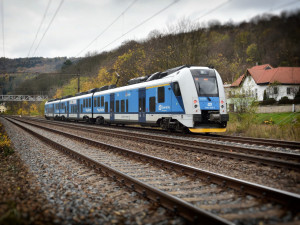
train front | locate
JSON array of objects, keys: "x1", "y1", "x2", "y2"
[{"x1": 179, "y1": 67, "x2": 229, "y2": 133}]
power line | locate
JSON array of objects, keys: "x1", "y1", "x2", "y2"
[
  {"x1": 1, "y1": 0, "x2": 4, "y2": 58},
  {"x1": 270, "y1": 0, "x2": 300, "y2": 11},
  {"x1": 76, "y1": 0, "x2": 138, "y2": 57},
  {"x1": 32, "y1": 0, "x2": 64, "y2": 57},
  {"x1": 27, "y1": 0, "x2": 52, "y2": 58},
  {"x1": 98, "y1": 0, "x2": 180, "y2": 53},
  {"x1": 193, "y1": 0, "x2": 232, "y2": 22}
]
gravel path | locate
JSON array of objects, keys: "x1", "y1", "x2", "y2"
[
  {"x1": 2, "y1": 118, "x2": 186, "y2": 224},
  {"x1": 27, "y1": 119, "x2": 300, "y2": 194}
]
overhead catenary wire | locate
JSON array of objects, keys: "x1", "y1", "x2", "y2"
[
  {"x1": 193, "y1": 0, "x2": 232, "y2": 22},
  {"x1": 1, "y1": 0, "x2": 5, "y2": 59},
  {"x1": 76, "y1": 0, "x2": 138, "y2": 57},
  {"x1": 270, "y1": 0, "x2": 300, "y2": 11},
  {"x1": 98, "y1": 0, "x2": 180, "y2": 53},
  {"x1": 27, "y1": 0, "x2": 52, "y2": 58},
  {"x1": 32, "y1": 0, "x2": 64, "y2": 57}
]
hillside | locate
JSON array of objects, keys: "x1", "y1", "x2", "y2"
[
  {"x1": 0, "y1": 57, "x2": 71, "y2": 73},
  {"x1": 58, "y1": 11, "x2": 299, "y2": 96},
  {"x1": 2, "y1": 11, "x2": 300, "y2": 99}
]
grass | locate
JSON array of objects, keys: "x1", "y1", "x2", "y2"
[
  {"x1": 226, "y1": 112, "x2": 300, "y2": 141},
  {"x1": 253, "y1": 112, "x2": 299, "y2": 125},
  {"x1": 0, "y1": 123, "x2": 14, "y2": 156}
]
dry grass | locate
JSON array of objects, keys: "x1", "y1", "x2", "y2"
[{"x1": 226, "y1": 123, "x2": 300, "y2": 141}]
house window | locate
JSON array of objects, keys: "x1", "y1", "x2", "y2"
[
  {"x1": 274, "y1": 87, "x2": 278, "y2": 95},
  {"x1": 158, "y1": 86, "x2": 165, "y2": 103},
  {"x1": 287, "y1": 87, "x2": 291, "y2": 95},
  {"x1": 255, "y1": 89, "x2": 258, "y2": 99}
]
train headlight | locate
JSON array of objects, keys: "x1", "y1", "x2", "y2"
[{"x1": 194, "y1": 104, "x2": 198, "y2": 108}]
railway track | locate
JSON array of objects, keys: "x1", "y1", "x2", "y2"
[
  {"x1": 6, "y1": 117, "x2": 300, "y2": 224},
  {"x1": 21, "y1": 116, "x2": 300, "y2": 150},
  {"x1": 17, "y1": 116, "x2": 300, "y2": 171}
]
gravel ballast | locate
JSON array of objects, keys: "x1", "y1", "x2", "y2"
[{"x1": 1, "y1": 118, "x2": 186, "y2": 224}]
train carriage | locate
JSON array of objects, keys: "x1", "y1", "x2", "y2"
[{"x1": 45, "y1": 65, "x2": 229, "y2": 133}]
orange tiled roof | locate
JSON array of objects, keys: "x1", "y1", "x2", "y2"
[{"x1": 231, "y1": 64, "x2": 300, "y2": 87}]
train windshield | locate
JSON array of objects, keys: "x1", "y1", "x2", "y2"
[{"x1": 190, "y1": 69, "x2": 218, "y2": 97}]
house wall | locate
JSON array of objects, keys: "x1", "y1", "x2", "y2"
[
  {"x1": 226, "y1": 75, "x2": 300, "y2": 103},
  {"x1": 257, "y1": 104, "x2": 300, "y2": 113},
  {"x1": 0, "y1": 106, "x2": 7, "y2": 113},
  {"x1": 266, "y1": 85, "x2": 299, "y2": 101}
]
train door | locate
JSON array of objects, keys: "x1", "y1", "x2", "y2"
[
  {"x1": 52, "y1": 104, "x2": 54, "y2": 117},
  {"x1": 77, "y1": 99, "x2": 80, "y2": 119},
  {"x1": 67, "y1": 101, "x2": 69, "y2": 118},
  {"x1": 110, "y1": 93, "x2": 115, "y2": 121},
  {"x1": 138, "y1": 88, "x2": 146, "y2": 123}
]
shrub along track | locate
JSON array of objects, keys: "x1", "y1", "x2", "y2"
[
  {"x1": 20, "y1": 117, "x2": 300, "y2": 172},
  {"x1": 5, "y1": 117, "x2": 300, "y2": 224}
]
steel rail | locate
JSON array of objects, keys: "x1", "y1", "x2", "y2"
[
  {"x1": 18, "y1": 117, "x2": 300, "y2": 171},
  {"x1": 15, "y1": 116, "x2": 300, "y2": 149},
  {"x1": 8, "y1": 117, "x2": 300, "y2": 211},
  {"x1": 5, "y1": 118, "x2": 231, "y2": 224}
]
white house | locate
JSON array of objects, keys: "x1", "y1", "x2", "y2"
[
  {"x1": 0, "y1": 105, "x2": 7, "y2": 113},
  {"x1": 226, "y1": 64, "x2": 300, "y2": 112}
]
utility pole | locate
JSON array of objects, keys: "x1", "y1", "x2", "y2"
[{"x1": 77, "y1": 68, "x2": 80, "y2": 93}]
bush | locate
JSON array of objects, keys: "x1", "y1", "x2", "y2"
[
  {"x1": 0, "y1": 124, "x2": 13, "y2": 156},
  {"x1": 294, "y1": 97, "x2": 300, "y2": 104},
  {"x1": 260, "y1": 98, "x2": 276, "y2": 105},
  {"x1": 278, "y1": 96, "x2": 292, "y2": 104}
]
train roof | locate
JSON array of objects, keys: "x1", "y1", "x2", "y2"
[{"x1": 46, "y1": 65, "x2": 214, "y2": 103}]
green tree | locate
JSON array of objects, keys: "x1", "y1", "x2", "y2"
[{"x1": 246, "y1": 43, "x2": 259, "y2": 63}]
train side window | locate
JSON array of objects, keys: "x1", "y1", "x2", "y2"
[
  {"x1": 94, "y1": 98, "x2": 97, "y2": 107},
  {"x1": 101, "y1": 96, "x2": 104, "y2": 107},
  {"x1": 121, "y1": 100, "x2": 125, "y2": 112},
  {"x1": 126, "y1": 99, "x2": 128, "y2": 112},
  {"x1": 81, "y1": 104, "x2": 83, "y2": 113},
  {"x1": 89, "y1": 98, "x2": 91, "y2": 107},
  {"x1": 149, "y1": 97, "x2": 156, "y2": 112},
  {"x1": 158, "y1": 86, "x2": 165, "y2": 103},
  {"x1": 173, "y1": 82, "x2": 181, "y2": 96},
  {"x1": 83, "y1": 99, "x2": 85, "y2": 108},
  {"x1": 105, "y1": 102, "x2": 108, "y2": 112},
  {"x1": 116, "y1": 100, "x2": 120, "y2": 112}
]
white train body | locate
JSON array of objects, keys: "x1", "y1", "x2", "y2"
[{"x1": 45, "y1": 66, "x2": 229, "y2": 133}]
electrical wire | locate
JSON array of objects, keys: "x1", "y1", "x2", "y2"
[
  {"x1": 32, "y1": 0, "x2": 64, "y2": 57},
  {"x1": 27, "y1": 0, "x2": 52, "y2": 57},
  {"x1": 76, "y1": 0, "x2": 138, "y2": 57},
  {"x1": 270, "y1": 0, "x2": 300, "y2": 11},
  {"x1": 1, "y1": 0, "x2": 5, "y2": 59},
  {"x1": 98, "y1": 0, "x2": 180, "y2": 53},
  {"x1": 193, "y1": 0, "x2": 232, "y2": 21}
]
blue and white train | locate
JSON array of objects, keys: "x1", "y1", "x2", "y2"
[{"x1": 45, "y1": 65, "x2": 229, "y2": 133}]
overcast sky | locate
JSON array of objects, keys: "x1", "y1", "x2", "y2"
[{"x1": 1, "y1": 0, "x2": 300, "y2": 58}]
